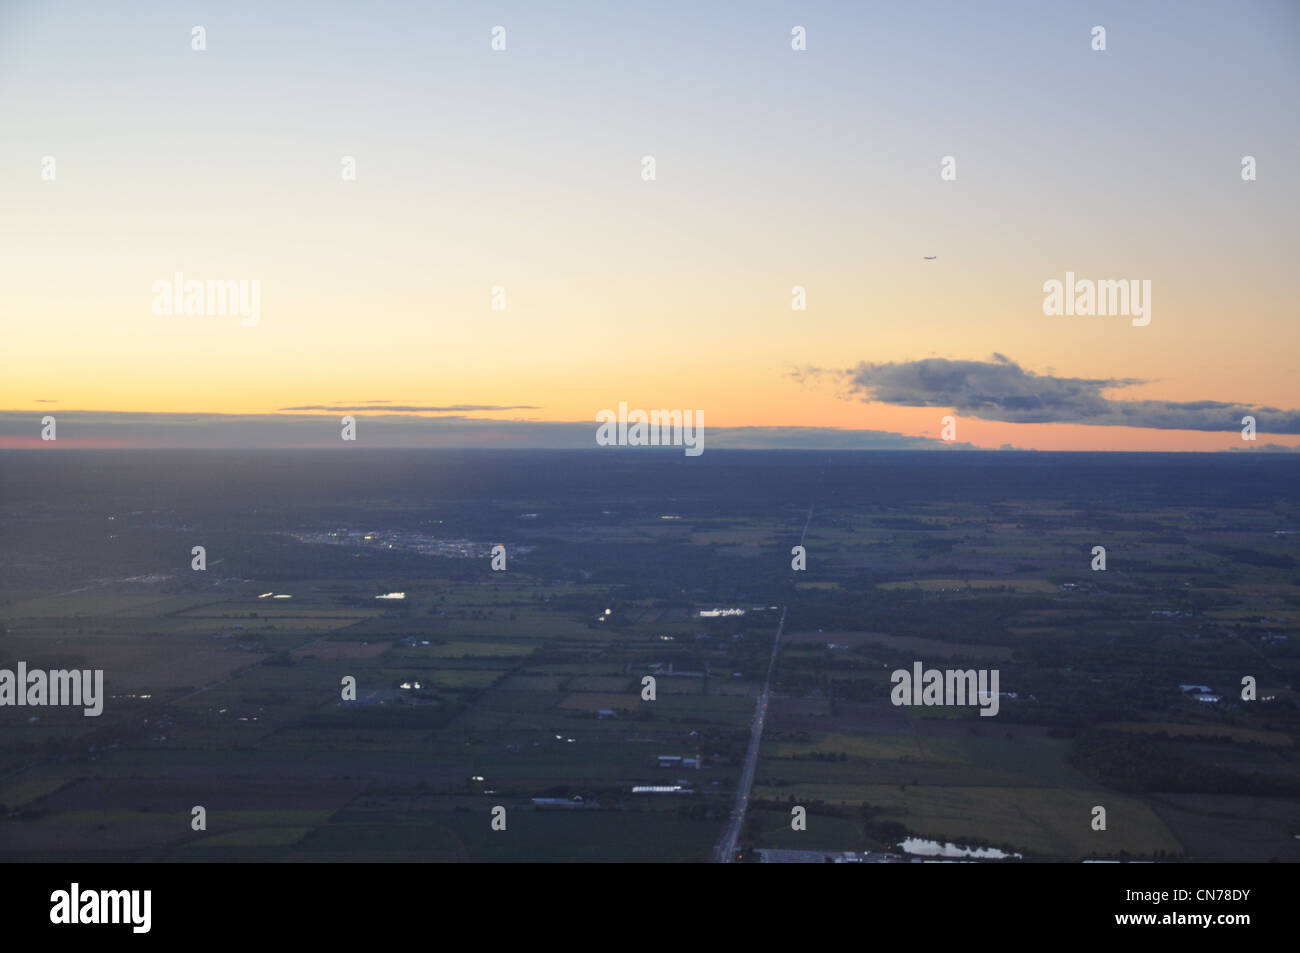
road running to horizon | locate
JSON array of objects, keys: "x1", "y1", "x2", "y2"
[{"x1": 714, "y1": 501, "x2": 815, "y2": 862}]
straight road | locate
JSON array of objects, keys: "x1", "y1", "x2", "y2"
[{"x1": 715, "y1": 501, "x2": 815, "y2": 862}]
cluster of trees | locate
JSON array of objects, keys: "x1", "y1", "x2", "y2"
[{"x1": 1070, "y1": 730, "x2": 1300, "y2": 796}]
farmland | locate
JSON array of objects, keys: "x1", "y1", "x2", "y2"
[{"x1": 2, "y1": 449, "x2": 1299, "y2": 861}]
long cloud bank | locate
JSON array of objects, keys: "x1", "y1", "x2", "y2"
[
  {"x1": 0, "y1": 412, "x2": 965, "y2": 450},
  {"x1": 838, "y1": 355, "x2": 1300, "y2": 434}
]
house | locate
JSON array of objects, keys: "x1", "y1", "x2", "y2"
[
  {"x1": 532, "y1": 796, "x2": 596, "y2": 809},
  {"x1": 656, "y1": 755, "x2": 702, "y2": 769}
]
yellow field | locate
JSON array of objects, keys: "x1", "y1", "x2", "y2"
[
  {"x1": 879, "y1": 578, "x2": 1059, "y2": 594},
  {"x1": 787, "y1": 629, "x2": 1012, "y2": 660},
  {"x1": 767, "y1": 732, "x2": 953, "y2": 762},
  {"x1": 559, "y1": 693, "x2": 642, "y2": 711},
  {"x1": 10, "y1": 591, "x2": 177, "y2": 618},
  {"x1": 426, "y1": 670, "x2": 502, "y2": 689},
  {"x1": 0, "y1": 768, "x2": 72, "y2": 808},
  {"x1": 424, "y1": 641, "x2": 534, "y2": 658},
  {"x1": 1109, "y1": 722, "x2": 1293, "y2": 747},
  {"x1": 750, "y1": 782, "x2": 1181, "y2": 858},
  {"x1": 117, "y1": 646, "x2": 266, "y2": 690}
]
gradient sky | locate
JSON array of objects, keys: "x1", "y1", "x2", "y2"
[{"x1": 2, "y1": 0, "x2": 1297, "y2": 450}]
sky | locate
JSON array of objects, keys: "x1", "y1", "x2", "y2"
[{"x1": 1, "y1": 0, "x2": 1297, "y2": 450}]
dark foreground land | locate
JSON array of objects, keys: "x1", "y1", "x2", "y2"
[{"x1": 1, "y1": 449, "x2": 1297, "y2": 861}]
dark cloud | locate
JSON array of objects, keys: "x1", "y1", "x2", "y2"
[
  {"x1": 0, "y1": 412, "x2": 961, "y2": 450},
  {"x1": 276, "y1": 404, "x2": 541, "y2": 413},
  {"x1": 787, "y1": 365, "x2": 830, "y2": 386},
  {"x1": 844, "y1": 357, "x2": 1300, "y2": 434},
  {"x1": 1228, "y1": 443, "x2": 1300, "y2": 453},
  {"x1": 706, "y1": 426, "x2": 975, "y2": 451}
]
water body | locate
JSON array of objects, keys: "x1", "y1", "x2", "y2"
[{"x1": 900, "y1": 837, "x2": 1023, "y2": 860}]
